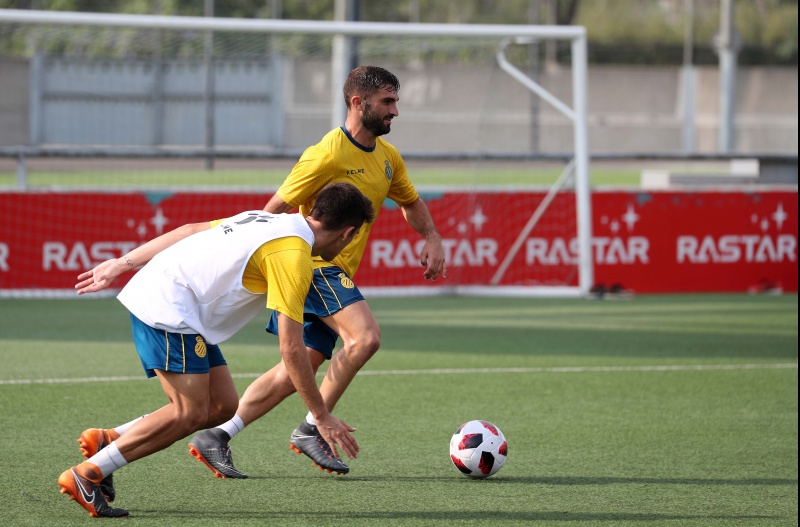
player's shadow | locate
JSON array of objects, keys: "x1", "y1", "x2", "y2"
[
  {"x1": 458, "y1": 475, "x2": 798, "y2": 486},
  {"x1": 133, "y1": 508, "x2": 779, "y2": 523},
  {"x1": 247, "y1": 474, "x2": 797, "y2": 486},
  {"x1": 330, "y1": 475, "x2": 798, "y2": 486}
]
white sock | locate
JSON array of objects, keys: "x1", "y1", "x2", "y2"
[
  {"x1": 217, "y1": 413, "x2": 246, "y2": 439},
  {"x1": 114, "y1": 414, "x2": 148, "y2": 436},
  {"x1": 305, "y1": 412, "x2": 316, "y2": 426},
  {"x1": 87, "y1": 441, "x2": 128, "y2": 478}
]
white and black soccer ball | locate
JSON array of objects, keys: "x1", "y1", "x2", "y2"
[{"x1": 449, "y1": 420, "x2": 507, "y2": 478}]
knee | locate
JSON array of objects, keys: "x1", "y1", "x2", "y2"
[
  {"x1": 174, "y1": 404, "x2": 210, "y2": 436},
  {"x1": 345, "y1": 328, "x2": 381, "y2": 363}
]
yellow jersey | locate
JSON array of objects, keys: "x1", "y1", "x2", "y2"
[
  {"x1": 276, "y1": 126, "x2": 419, "y2": 277},
  {"x1": 209, "y1": 218, "x2": 312, "y2": 325}
]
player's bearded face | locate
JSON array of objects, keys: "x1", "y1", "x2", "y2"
[{"x1": 361, "y1": 99, "x2": 392, "y2": 136}]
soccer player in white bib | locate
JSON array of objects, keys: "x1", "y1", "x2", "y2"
[{"x1": 57, "y1": 183, "x2": 374, "y2": 519}]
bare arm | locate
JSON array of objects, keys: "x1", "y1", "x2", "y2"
[
  {"x1": 277, "y1": 313, "x2": 359, "y2": 459},
  {"x1": 400, "y1": 197, "x2": 447, "y2": 281},
  {"x1": 264, "y1": 193, "x2": 294, "y2": 214},
  {"x1": 75, "y1": 221, "x2": 211, "y2": 295}
]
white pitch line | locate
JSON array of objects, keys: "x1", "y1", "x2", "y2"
[{"x1": 0, "y1": 363, "x2": 796, "y2": 386}]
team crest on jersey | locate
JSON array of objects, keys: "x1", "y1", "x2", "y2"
[
  {"x1": 384, "y1": 160, "x2": 392, "y2": 180},
  {"x1": 338, "y1": 273, "x2": 355, "y2": 289},
  {"x1": 194, "y1": 336, "x2": 207, "y2": 358}
]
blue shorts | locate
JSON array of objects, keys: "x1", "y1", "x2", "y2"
[
  {"x1": 266, "y1": 266, "x2": 365, "y2": 359},
  {"x1": 130, "y1": 313, "x2": 227, "y2": 378}
]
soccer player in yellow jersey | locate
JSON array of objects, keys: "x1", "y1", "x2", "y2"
[
  {"x1": 187, "y1": 65, "x2": 447, "y2": 477},
  {"x1": 57, "y1": 184, "x2": 374, "y2": 518}
]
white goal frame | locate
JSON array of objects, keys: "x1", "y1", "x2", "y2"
[{"x1": 0, "y1": 9, "x2": 593, "y2": 297}]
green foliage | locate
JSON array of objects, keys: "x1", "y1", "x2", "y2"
[
  {"x1": 576, "y1": 0, "x2": 797, "y2": 65},
  {"x1": 0, "y1": 0, "x2": 796, "y2": 64}
]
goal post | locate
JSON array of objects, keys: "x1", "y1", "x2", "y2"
[{"x1": 0, "y1": 9, "x2": 592, "y2": 298}]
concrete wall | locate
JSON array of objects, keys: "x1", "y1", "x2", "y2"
[
  {"x1": 0, "y1": 56, "x2": 796, "y2": 154},
  {"x1": 0, "y1": 58, "x2": 29, "y2": 146}
]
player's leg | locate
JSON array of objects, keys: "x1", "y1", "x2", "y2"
[
  {"x1": 59, "y1": 370, "x2": 215, "y2": 518},
  {"x1": 237, "y1": 347, "x2": 328, "y2": 425},
  {"x1": 185, "y1": 363, "x2": 241, "y2": 476},
  {"x1": 76, "y1": 414, "x2": 148, "y2": 503},
  {"x1": 283, "y1": 299, "x2": 378, "y2": 475},
  {"x1": 59, "y1": 315, "x2": 232, "y2": 518},
  {"x1": 118, "y1": 370, "x2": 218, "y2": 459},
  {"x1": 204, "y1": 364, "x2": 239, "y2": 428},
  {"x1": 287, "y1": 267, "x2": 376, "y2": 474},
  {"x1": 316, "y1": 299, "x2": 381, "y2": 411},
  {"x1": 187, "y1": 329, "x2": 328, "y2": 478}
]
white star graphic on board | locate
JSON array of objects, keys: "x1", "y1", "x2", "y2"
[
  {"x1": 150, "y1": 208, "x2": 170, "y2": 235},
  {"x1": 772, "y1": 203, "x2": 787, "y2": 230},
  {"x1": 136, "y1": 222, "x2": 148, "y2": 237},
  {"x1": 457, "y1": 222, "x2": 468, "y2": 234},
  {"x1": 609, "y1": 220, "x2": 620, "y2": 233},
  {"x1": 622, "y1": 205, "x2": 640, "y2": 231},
  {"x1": 761, "y1": 218, "x2": 770, "y2": 232},
  {"x1": 469, "y1": 206, "x2": 488, "y2": 232}
]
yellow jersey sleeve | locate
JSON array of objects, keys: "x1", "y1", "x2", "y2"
[
  {"x1": 242, "y1": 236, "x2": 312, "y2": 324},
  {"x1": 276, "y1": 146, "x2": 336, "y2": 208},
  {"x1": 385, "y1": 145, "x2": 419, "y2": 206}
]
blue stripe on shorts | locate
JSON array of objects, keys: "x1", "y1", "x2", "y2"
[
  {"x1": 265, "y1": 266, "x2": 364, "y2": 359},
  {"x1": 129, "y1": 313, "x2": 227, "y2": 378}
]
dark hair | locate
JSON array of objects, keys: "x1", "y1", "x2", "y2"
[
  {"x1": 343, "y1": 65, "x2": 400, "y2": 109},
  {"x1": 310, "y1": 182, "x2": 375, "y2": 231}
]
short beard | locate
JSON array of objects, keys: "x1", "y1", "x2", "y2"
[{"x1": 361, "y1": 101, "x2": 392, "y2": 136}]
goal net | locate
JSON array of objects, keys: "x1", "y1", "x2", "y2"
[{"x1": 0, "y1": 9, "x2": 592, "y2": 298}]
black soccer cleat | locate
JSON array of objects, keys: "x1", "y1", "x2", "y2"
[
  {"x1": 289, "y1": 421, "x2": 350, "y2": 475},
  {"x1": 187, "y1": 429, "x2": 248, "y2": 479},
  {"x1": 58, "y1": 467, "x2": 129, "y2": 518}
]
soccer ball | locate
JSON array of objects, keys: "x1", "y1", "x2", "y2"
[{"x1": 449, "y1": 420, "x2": 507, "y2": 478}]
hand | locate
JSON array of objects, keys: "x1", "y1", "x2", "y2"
[
  {"x1": 419, "y1": 238, "x2": 446, "y2": 281},
  {"x1": 75, "y1": 258, "x2": 127, "y2": 295},
  {"x1": 315, "y1": 414, "x2": 359, "y2": 460}
]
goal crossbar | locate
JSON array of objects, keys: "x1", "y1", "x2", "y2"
[
  {"x1": 0, "y1": 9, "x2": 585, "y2": 39},
  {"x1": 0, "y1": 9, "x2": 593, "y2": 297}
]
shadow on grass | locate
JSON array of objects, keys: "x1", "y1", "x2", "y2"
[
  {"x1": 455, "y1": 476, "x2": 799, "y2": 486},
  {"x1": 129, "y1": 508, "x2": 779, "y2": 522},
  {"x1": 247, "y1": 474, "x2": 797, "y2": 486}
]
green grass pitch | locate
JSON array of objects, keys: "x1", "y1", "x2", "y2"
[
  {"x1": 0, "y1": 166, "x2": 642, "y2": 189},
  {"x1": 0, "y1": 294, "x2": 797, "y2": 526}
]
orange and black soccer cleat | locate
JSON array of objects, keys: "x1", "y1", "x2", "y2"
[
  {"x1": 77, "y1": 428, "x2": 119, "y2": 501},
  {"x1": 57, "y1": 466, "x2": 128, "y2": 518}
]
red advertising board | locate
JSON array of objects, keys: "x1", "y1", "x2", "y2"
[{"x1": 0, "y1": 189, "x2": 796, "y2": 293}]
